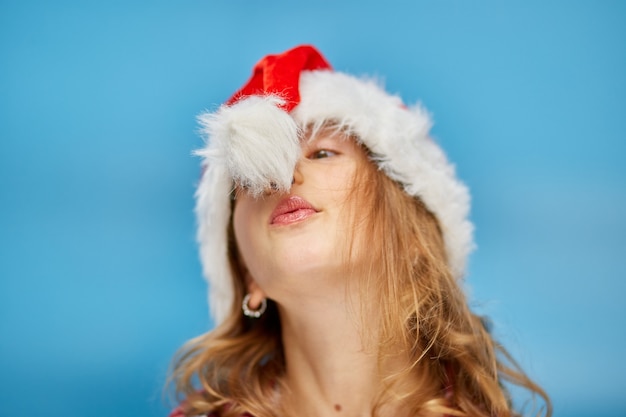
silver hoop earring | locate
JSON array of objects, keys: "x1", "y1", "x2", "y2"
[{"x1": 242, "y1": 294, "x2": 267, "y2": 318}]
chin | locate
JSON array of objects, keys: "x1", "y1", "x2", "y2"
[{"x1": 273, "y1": 243, "x2": 344, "y2": 279}]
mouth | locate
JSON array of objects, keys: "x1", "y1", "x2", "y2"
[{"x1": 270, "y1": 195, "x2": 319, "y2": 226}]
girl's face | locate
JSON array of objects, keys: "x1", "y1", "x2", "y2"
[{"x1": 232, "y1": 130, "x2": 369, "y2": 301}]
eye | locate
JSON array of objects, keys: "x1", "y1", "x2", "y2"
[{"x1": 309, "y1": 149, "x2": 337, "y2": 159}]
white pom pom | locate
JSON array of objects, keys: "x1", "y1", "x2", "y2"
[{"x1": 199, "y1": 95, "x2": 300, "y2": 196}]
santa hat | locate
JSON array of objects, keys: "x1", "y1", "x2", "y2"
[{"x1": 196, "y1": 45, "x2": 473, "y2": 323}]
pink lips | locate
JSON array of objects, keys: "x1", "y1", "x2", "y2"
[{"x1": 270, "y1": 196, "x2": 318, "y2": 226}]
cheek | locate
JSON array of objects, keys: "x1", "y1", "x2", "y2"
[
  {"x1": 233, "y1": 201, "x2": 254, "y2": 262},
  {"x1": 339, "y1": 162, "x2": 376, "y2": 262},
  {"x1": 232, "y1": 197, "x2": 270, "y2": 281}
]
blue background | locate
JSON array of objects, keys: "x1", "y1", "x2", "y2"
[{"x1": 1, "y1": 1, "x2": 624, "y2": 416}]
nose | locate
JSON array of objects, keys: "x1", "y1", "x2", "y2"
[
  {"x1": 292, "y1": 161, "x2": 304, "y2": 185},
  {"x1": 263, "y1": 160, "x2": 303, "y2": 195}
]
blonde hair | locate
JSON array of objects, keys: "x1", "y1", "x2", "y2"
[{"x1": 169, "y1": 127, "x2": 551, "y2": 417}]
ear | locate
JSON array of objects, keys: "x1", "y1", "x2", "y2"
[{"x1": 244, "y1": 272, "x2": 268, "y2": 310}]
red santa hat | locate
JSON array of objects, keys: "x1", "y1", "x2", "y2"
[{"x1": 196, "y1": 45, "x2": 473, "y2": 323}]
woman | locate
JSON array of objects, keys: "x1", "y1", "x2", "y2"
[{"x1": 169, "y1": 45, "x2": 551, "y2": 417}]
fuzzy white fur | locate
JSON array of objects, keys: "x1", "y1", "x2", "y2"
[
  {"x1": 196, "y1": 70, "x2": 474, "y2": 323},
  {"x1": 197, "y1": 95, "x2": 301, "y2": 196}
]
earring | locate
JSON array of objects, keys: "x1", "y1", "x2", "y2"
[{"x1": 242, "y1": 293, "x2": 267, "y2": 318}]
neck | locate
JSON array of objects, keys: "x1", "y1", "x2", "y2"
[{"x1": 276, "y1": 291, "x2": 405, "y2": 417}]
